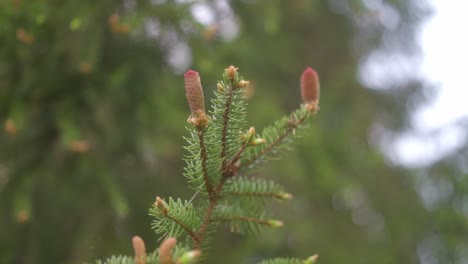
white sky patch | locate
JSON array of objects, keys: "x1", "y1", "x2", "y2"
[
  {"x1": 379, "y1": 0, "x2": 468, "y2": 167},
  {"x1": 391, "y1": 125, "x2": 466, "y2": 167},
  {"x1": 191, "y1": 3, "x2": 215, "y2": 26},
  {"x1": 413, "y1": 0, "x2": 468, "y2": 130}
]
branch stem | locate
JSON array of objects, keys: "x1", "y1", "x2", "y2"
[
  {"x1": 225, "y1": 191, "x2": 285, "y2": 199},
  {"x1": 220, "y1": 90, "x2": 234, "y2": 170},
  {"x1": 243, "y1": 112, "x2": 309, "y2": 169},
  {"x1": 198, "y1": 130, "x2": 214, "y2": 200},
  {"x1": 165, "y1": 213, "x2": 200, "y2": 245},
  {"x1": 213, "y1": 216, "x2": 274, "y2": 226}
]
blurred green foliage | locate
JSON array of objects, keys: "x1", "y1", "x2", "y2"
[{"x1": 3, "y1": 0, "x2": 464, "y2": 264}]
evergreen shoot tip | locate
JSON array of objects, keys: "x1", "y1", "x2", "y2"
[
  {"x1": 300, "y1": 67, "x2": 320, "y2": 113},
  {"x1": 267, "y1": 220, "x2": 284, "y2": 228},
  {"x1": 132, "y1": 236, "x2": 147, "y2": 264},
  {"x1": 177, "y1": 250, "x2": 202, "y2": 264},
  {"x1": 226, "y1": 65, "x2": 238, "y2": 80},
  {"x1": 304, "y1": 254, "x2": 319, "y2": 264},
  {"x1": 252, "y1": 138, "x2": 267, "y2": 146},
  {"x1": 242, "y1": 127, "x2": 256, "y2": 144},
  {"x1": 279, "y1": 192, "x2": 293, "y2": 200},
  {"x1": 238, "y1": 80, "x2": 250, "y2": 89},
  {"x1": 155, "y1": 197, "x2": 168, "y2": 215}
]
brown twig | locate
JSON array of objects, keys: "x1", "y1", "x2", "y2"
[
  {"x1": 223, "y1": 142, "x2": 248, "y2": 178},
  {"x1": 220, "y1": 90, "x2": 234, "y2": 171},
  {"x1": 194, "y1": 200, "x2": 217, "y2": 248},
  {"x1": 198, "y1": 130, "x2": 214, "y2": 200},
  {"x1": 165, "y1": 213, "x2": 200, "y2": 245}
]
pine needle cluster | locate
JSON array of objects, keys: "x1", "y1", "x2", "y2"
[{"x1": 96, "y1": 66, "x2": 321, "y2": 264}]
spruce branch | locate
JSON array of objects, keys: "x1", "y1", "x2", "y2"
[
  {"x1": 223, "y1": 127, "x2": 256, "y2": 178},
  {"x1": 211, "y1": 202, "x2": 280, "y2": 234},
  {"x1": 241, "y1": 107, "x2": 309, "y2": 169},
  {"x1": 210, "y1": 65, "x2": 248, "y2": 175},
  {"x1": 147, "y1": 66, "x2": 321, "y2": 263},
  {"x1": 193, "y1": 199, "x2": 217, "y2": 249},
  {"x1": 224, "y1": 177, "x2": 292, "y2": 201},
  {"x1": 220, "y1": 66, "x2": 239, "y2": 172},
  {"x1": 213, "y1": 215, "x2": 283, "y2": 233},
  {"x1": 242, "y1": 67, "x2": 320, "y2": 170},
  {"x1": 98, "y1": 66, "x2": 321, "y2": 263},
  {"x1": 220, "y1": 87, "x2": 234, "y2": 169},
  {"x1": 150, "y1": 197, "x2": 200, "y2": 244},
  {"x1": 183, "y1": 128, "x2": 220, "y2": 195},
  {"x1": 184, "y1": 70, "x2": 213, "y2": 198},
  {"x1": 259, "y1": 255, "x2": 319, "y2": 264}
]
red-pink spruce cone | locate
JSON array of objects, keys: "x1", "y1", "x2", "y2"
[
  {"x1": 184, "y1": 69, "x2": 206, "y2": 117},
  {"x1": 132, "y1": 236, "x2": 147, "y2": 264},
  {"x1": 300, "y1": 67, "x2": 320, "y2": 107},
  {"x1": 185, "y1": 70, "x2": 208, "y2": 128}
]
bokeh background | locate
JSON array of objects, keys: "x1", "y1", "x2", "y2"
[{"x1": 1, "y1": 0, "x2": 467, "y2": 263}]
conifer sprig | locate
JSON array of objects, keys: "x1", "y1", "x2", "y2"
[
  {"x1": 224, "y1": 177, "x2": 292, "y2": 201},
  {"x1": 153, "y1": 65, "x2": 319, "y2": 257},
  {"x1": 150, "y1": 197, "x2": 200, "y2": 243},
  {"x1": 241, "y1": 105, "x2": 313, "y2": 170},
  {"x1": 260, "y1": 255, "x2": 319, "y2": 264},
  {"x1": 241, "y1": 68, "x2": 320, "y2": 170},
  {"x1": 97, "y1": 65, "x2": 320, "y2": 264}
]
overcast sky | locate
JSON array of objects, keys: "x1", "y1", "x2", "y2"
[{"x1": 393, "y1": 0, "x2": 468, "y2": 167}]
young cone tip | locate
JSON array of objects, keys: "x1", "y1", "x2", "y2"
[
  {"x1": 184, "y1": 69, "x2": 206, "y2": 114},
  {"x1": 300, "y1": 67, "x2": 320, "y2": 112},
  {"x1": 159, "y1": 237, "x2": 177, "y2": 264},
  {"x1": 184, "y1": 70, "x2": 208, "y2": 128},
  {"x1": 132, "y1": 236, "x2": 147, "y2": 264}
]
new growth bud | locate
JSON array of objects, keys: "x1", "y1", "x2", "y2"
[
  {"x1": 300, "y1": 67, "x2": 320, "y2": 113},
  {"x1": 184, "y1": 70, "x2": 208, "y2": 128},
  {"x1": 226, "y1": 65, "x2": 238, "y2": 80},
  {"x1": 242, "y1": 127, "x2": 256, "y2": 144},
  {"x1": 252, "y1": 138, "x2": 267, "y2": 146},
  {"x1": 278, "y1": 192, "x2": 293, "y2": 200},
  {"x1": 216, "y1": 82, "x2": 224, "y2": 92},
  {"x1": 155, "y1": 197, "x2": 168, "y2": 215},
  {"x1": 267, "y1": 220, "x2": 284, "y2": 228},
  {"x1": 177, "y1": 249, "x2": 202, "y2": 264},
  {"x1": 238, "y1": 80, "x2": 250, "y2": 88},
  {"x1": 304, "y1": 254, "x2": 319, "y2": 264},
  {"x1": 132, "y1": 236, "x2": 147, "y2": 264}
]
